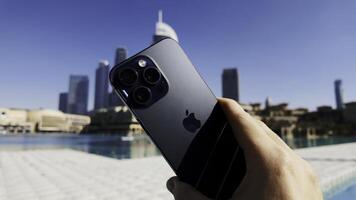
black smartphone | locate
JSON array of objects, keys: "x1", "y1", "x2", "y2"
[{"x1": 109, "y1": 38, "x2": 246, "y2": 199}]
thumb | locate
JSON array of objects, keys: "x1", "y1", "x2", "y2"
[{"x1": 167, "y1": 177, "x2": 209, "y2": 200}]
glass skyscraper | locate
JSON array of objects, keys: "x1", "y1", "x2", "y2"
[
  {"x1": 94, "y1": 60, "x2": 110, "y2": 110},
  {"x1": 114, "y1": 47, "x2": 127, "y2": 66},
  {"x1": 334, "y1": 79, "x2": 344, "y2": 110},
  {"x1": 67, "y1": 75, "x2": 89, "y2": 114},
  {"x1": 58, "y1": 92, "x2": 68, "y2": 113},
  {"x1": 222, "y1": 68, "x2": 239, "y2": 102}
]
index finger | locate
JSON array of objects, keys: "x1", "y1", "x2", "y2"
[{"x1": 218, "y1": 98, "x2": 274, "y2": 156}]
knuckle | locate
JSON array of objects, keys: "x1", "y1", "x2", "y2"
[
  {"x1": 268, "y1": 148, "x2": 293, "y2": 176},
  {"x1": 264, "y1": 147, "x2": 321, "y2": 187}
]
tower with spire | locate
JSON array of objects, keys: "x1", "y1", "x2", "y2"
[
  {"x1": 265, "y1": 97, "x2": 271, "y2": 110},
  {"x1": 152, "y1": 10, "x2": 179, "y2": 43}
]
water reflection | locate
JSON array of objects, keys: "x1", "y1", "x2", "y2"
[
  {"x1": 284, "y1": 136, "x2": 356, "y2": 149},
  {"x1": 85, "y1": 135, "x2": 160, "y2": 159},
  {"x1": 0, "y1": 134, "x2": 355, "y2": 159},
  {"x1": 328, "y1": 182, "x2": 356, "y2": 200},
  {"x1": 130, "y1": 137, "x2": 160, "y2": 158},
  {"x1": 0, "y1": 134, "x2": 160, "y2": 159}
]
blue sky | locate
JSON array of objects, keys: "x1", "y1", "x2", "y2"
[{"x1": 0, "y1": 0, "x2": 355, "y2": 111}]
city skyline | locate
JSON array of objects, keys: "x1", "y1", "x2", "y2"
[
  {"x1": 0, "y1": 0, "x2": 356, "y2": 110},
  {"x1": 62, "y1": 11, "x2": 179, "y2": 112}
]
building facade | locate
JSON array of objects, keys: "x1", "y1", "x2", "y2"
[
  {"x1": 108, "y1": 91, "x2": 123, "y2": 107},
  {"x1": 58, "y1": 92, "x2": 68, "y2": 113},
  {"x1": 94, "y1": 60, "x2": 110, "y2": 110},
  {"x1": 67, "y1": 75, "x2": 89, "y2": 115},
  {"x1": 335, "y1": 79, "x2": 344, "y2": 110},
  {"x1": 222, "y1": 68, "x2": 239, "y2": 102},
  {"x1": 344, "y1": 102, "x2": 356, "y2": 125},
  {"x1": 114, "y1": 47, "x2": 127, "y2": 66},
  {"x1": 0, "y1": 108, "x2": 33, "y2": 133},
  {"x1": 86, "y1": 106, "x2": 143, "y2": 134},
  {"x1": 0, "y1": 108, "x2": 90, "y2": 134}
]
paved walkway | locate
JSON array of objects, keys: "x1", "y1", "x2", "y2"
[{"x1": 0, "y1": 143, "x2": 356, "y2": 200}]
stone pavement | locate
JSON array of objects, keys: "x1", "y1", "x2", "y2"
[{"x1": 0, "y1": 142, "x2": 356, "y2": 200}]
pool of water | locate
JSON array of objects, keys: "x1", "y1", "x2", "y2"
[
  {"x1": 0, "y1": 134, "x2": 356, "y2": 159},
  {"x1": 0, "y1": 133, "x2": 160, "y2": 159},
  {"x1": 328, "y1": 182, "x2": 356, "y2": 200},
  {"x1": 284, "y1": 136, "x2": 356, "y2": 149}
]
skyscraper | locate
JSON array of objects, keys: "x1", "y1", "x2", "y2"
[
  {"x1": 114, "y1": 47, "x2": 127, "y2": 66},
  {"x1": 265, "y1": 96, "x2": 271, "y2": 110},
  {"x1": 108, "y1": 90, "x2": 121, "y2": 107},
  {"x1": 334, "y1": 79, "x2": 344, "y2": 110},
  {"x1": 94, "y1": 60, "x2": 110, "y2": 110},
  {"x1": 152, "y1": 10, "x2": 179, "y2": 43},
  {"x1": 67, "y1": 75, "x2": 89, "y2": 115},
  {"x1": 58, "y1": 92, "x2": 68, "y2": 113},
  {"x1": 222, "y1": 68, "x2": 239, "y2": 102}
]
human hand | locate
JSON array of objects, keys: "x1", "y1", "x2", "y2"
[{"x1": 167, "y1": 98, "x2": 323, "y2": 200}]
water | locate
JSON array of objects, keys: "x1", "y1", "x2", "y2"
[
  {"x1": 284, "y1": 136, "x2": 356, "y2": 149},
  {"x1": 329, "y1": 183, "x2": 356, "y2": 200},
  {"x1": 0, "y1": 133, "x2": 160, "y2": 159},
  {"x1": 0, "y1": 133, "x2": 356, "y2": 159}
]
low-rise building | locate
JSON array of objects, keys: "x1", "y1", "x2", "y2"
[
  {"x1": 27, "y1": 109, "x2": 68, "y2": 132},
  {"x1": 65, "y1": 114, "x2": 91, "y2": 133},
  {"x1": 344, "y1": 102, "x2": 356, "y2": 125},
  {"x1": 0, "y1": 108, "x2": 33, "y2": 134},
  {"x1": 297, "y1": 105, "x2": 350, "y2": 136},
  {"x1": 0, "y1": 108, "x2": 90, "y2": 134},
  {"x1": 85, "y1": 106, "x2": 143, "y2": 134},
  {"x1": 236, "y1": 100, "x2": 356, "y2": 139}
]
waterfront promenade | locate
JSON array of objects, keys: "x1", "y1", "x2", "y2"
[{"x1": 0, "y1": 143, "x2": 356, "y2": 200}]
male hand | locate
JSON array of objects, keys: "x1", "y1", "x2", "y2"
[{"x1": 167, "y1": 98, "x2": 323, "y2": 200}]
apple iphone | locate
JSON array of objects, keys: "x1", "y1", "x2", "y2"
[{"x1": 109, "y1": 38, "x2": 246, "y2": 199}]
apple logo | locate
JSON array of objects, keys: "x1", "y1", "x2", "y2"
[{"x1": 183, "y1": 110, "x2": 201, "y2": 133}]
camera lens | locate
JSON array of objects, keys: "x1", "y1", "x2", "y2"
[
  {"x1": 143, "y1": 67, "x2": 161, "y2": 85},
  {"x1": 118, "y1": 68, "x2": 138, "y2": 86},
  {"x1": 132, "y1": 86, "x2": 152, "y2": 105}
]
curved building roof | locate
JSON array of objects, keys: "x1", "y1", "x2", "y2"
[{"x1": 155, "y1": 10, "x2": 179, "y2": 42}]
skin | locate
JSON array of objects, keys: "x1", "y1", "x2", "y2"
[{"x1": 167, "y1": 98, "x2": 323, "y2": 200}]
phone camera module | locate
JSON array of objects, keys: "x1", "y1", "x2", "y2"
[
  {"x1": 132, "y1": 86, "x2": 152, "y2": 105},
  {"x1": 119, "y1": 68, "x2": 138, "y2": 86},
  {"x1": 112, "y1": 55, "x2": 168, "y2": 108},
  {"x1": 143, "y1": 67, "x2": 161, "y2": 85}
]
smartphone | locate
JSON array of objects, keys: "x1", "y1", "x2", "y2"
[{"x1": 109, "y1": 38, "x2": 246, "y2": 199}]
